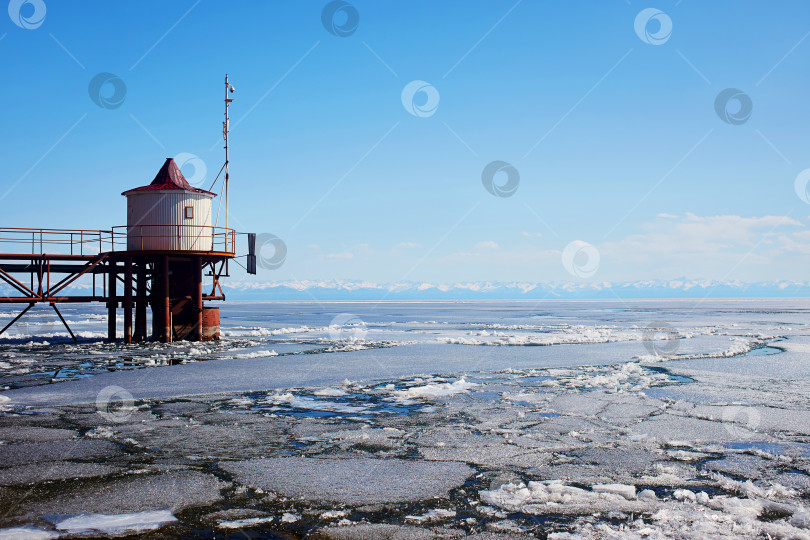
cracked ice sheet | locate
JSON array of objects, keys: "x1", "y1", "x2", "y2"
[
  {"x1": 3, "y1": 300, "x2": 810, "y2": 537},
  {"x1": 1, "y1": 340, "x2": 695, "y2": 408},
  {"x1": 3, "y1": 470, "x2": 227, "y2": 525},
  {"x1": 219, "y1": 457, "x2": 474, "y2": 505}
]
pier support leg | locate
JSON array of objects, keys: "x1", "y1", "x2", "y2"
[
  {"x1": 123, "y1": 256, "x2": 133, "y2": 344},
  {"x1": 51, "y1": 303, "x2": 77, "y2": 343},
  {"x1": 161, "y1": 255, "x2": 171, "y2": 343},
  {"x1": 0, "y1": 303, "x2": 34, "y2": 337},
  {"x1": 107, "y1": 260, "x2": 117, "y2": 342},
  {"x1": 194, "y1": 256, "x2": 203, "y2": 342},
  {"x1": 134, "y1": 262, "x2": 147, "y2": 342}
]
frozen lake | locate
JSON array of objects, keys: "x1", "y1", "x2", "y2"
[{"x1": 1, "y1": 299, "x2": 809, "y2": 538}]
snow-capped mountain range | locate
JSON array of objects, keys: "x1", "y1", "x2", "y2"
[
  {"x1": 4, "y1": 279, "x2": 808, "y2": 301},
  {"x1": 220, "y1": 279, "x2": 810, "y2": 300}
]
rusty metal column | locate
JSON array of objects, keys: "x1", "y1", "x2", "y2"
[
  {"x1": 107, "y1": 259, "x2": 117, "y2": 342},
  {"x1": 123, "y1": 256, "x2": 133, "y2": 344},
  {"x1": 194, "y1": 256, "x2": 203, "y2": 342},
  {"x1": 134, "y1": 261, "x2": 147, "y2": 342},
  {"x1": 161, "y1": 255, "x2": 171, "y2": 343}
]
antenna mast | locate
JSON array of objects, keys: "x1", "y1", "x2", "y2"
[{"x1": 223, "y1": 74, "x2": 234, "y2": 231}]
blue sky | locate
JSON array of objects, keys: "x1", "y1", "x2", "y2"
[{"x1": 3, "y1": 1, "x2": 810, "y2": 290}]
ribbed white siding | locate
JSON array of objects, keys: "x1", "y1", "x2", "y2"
[{"x1": 126, "y1": 191, "x2": 214, "y2": 251}]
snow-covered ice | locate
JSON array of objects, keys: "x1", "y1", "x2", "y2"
[
  {"x1": 219, "y1": 457, "x2": 474, "y2": 504},
  {"x1": 1, "y1": 299, "x2": 810, "y2": 537},
  {"x1": 47, "y1": 509, "x2": 177, "y2": 535}
]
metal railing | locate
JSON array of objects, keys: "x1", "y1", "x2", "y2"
[
  {"x1": 0, "y1": 225, "x2": 236, "y2": 256},
  {"x1": 0, "y1": 227, "x2": 115, "y2": 256},
  {"x1": 110, "y1": 225, "x2": 235, "y2": 254}
]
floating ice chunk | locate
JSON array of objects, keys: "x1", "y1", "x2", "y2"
[
  {"x1": 0, "y1": 527, "x2": 59, "y2": 540},
  {"x1": 281, "y1": 513, "x2": 300, "y2": 523},
  {"x1": 680, "y1": 336, "x2": 758, "y2": 359},
  {"x1": 234, "y1": 350, "x2": 278, "y2": 359},
  {"x1": 314, "y1": 387, "x2": 348, "y2": 397},
  {"x1": 264, "y1": 393, "x2": 366, "y2": 414},
  {"x1": 481, "y1": 481, "x2": 588, "y2": 510},
  {"x1": 320, "y1": 510, "x2": 349, "y2": 520},
  {"x1": 477, "y1": 506, "x2": 507, "y2": 518},
  {"x1": 638, "y1": 489, "x2": 657, "y2": 501},
  {"x1": 481, "y1": 480, "x2": 653, "y2": 517},
  {"x1": 223, "y1": 325, "x2": 321, "y2": 337},
  {"x1": 218, "y1": 516, "x2": 275, "y2": 529},
  {"x1": 404, "y1": 508, "x2": 456, "y2": 523},
  {"x1": 267, "y1": 392, "x2": 295, "y2": 404},
  {"x1": 488, "y1": 519, "x2": 528, "y2": 533},
  {"x1": 711, "y1": 473, "x2": 798, "y2": 500},
  {"x1": 392, "y1": 378, "x2": 478, "y2": 401},
  {"x1": 84, "y1": 426, "x2": 115, "y2": 439},
  {"x1": 539, "y1": 362, "x2": 669, "y2": 394},
  {"x1": 503, "y1": 391, "x2": 548, "y2": 405},
  {"x1": 48, "y1": 509, "x2": 177, "y2": 535},
  {"x1": 592, "y1": 483, "x2": 636, "y2": 500},
  {"x1": 673, "y1": 488, "x2": 696, "y2": 502},
  {"x1": 666, "y1": 449, "x2": 706, "y2": 461}
]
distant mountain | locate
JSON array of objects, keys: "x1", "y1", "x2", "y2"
[
  {"x1": 2, "y1": 278, "x2": 806, "y2": 302},
  {"x1": 220, "y1": 279, "x2": 810, "y2": 300}
]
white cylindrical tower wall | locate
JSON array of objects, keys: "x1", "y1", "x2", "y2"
[{"x1": 126, "y1": 191, "x2": 214, "y2": 251}]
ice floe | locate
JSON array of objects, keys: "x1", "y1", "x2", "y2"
[
  {"x1": 46, "y1": 509, "x2": 177, "y2": 535},
  {"x1": 218, "y1": 516, "x2": 276, "y2": 529},
  {"x1": 0, "y1": 527, "x2": 59, "y2": 540},
  {"x1": 392, "y1": 378, "x2": 478, "y2": 401},
  {"x1": 220, "y1": 457, "x2": 474, "y2": 504},
  {"x1": 234, "y1": 349, "x2": 278, "y2": 359}
]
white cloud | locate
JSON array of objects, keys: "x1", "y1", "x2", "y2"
[
  {"x1": 247, "y1": 213, "x2": 810, "y2": 285},
  {"x1": 600, "y1": 213, "x2": 805, "y2": 281},
  {"x1": 397, "y1": 242, "x2": 421, "y2": 248}
]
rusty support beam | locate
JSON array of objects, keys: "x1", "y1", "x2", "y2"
[
  {"x1": 50, "y1": 303, "x2": 77, "y2": 343},
  {"x1": 0, "y1": 264, "x2": 109, "y2": 274},
  {"x1": 36, "y1": 258, "x2": 43, "y2": 298},
  {"x1": 0, "y1": 303, "x2": 34, "y2": 337},
  {"x1": 46, "y1": 254, "x2": 108, "y2": 297},
  {"x1": 161, "y1": 255, "x2": 171, "y2": 343},
  {"x1": 0, "y1": 296, "x2": 151, "y2": 304},
  {"x1": 195, "y1": 256, "x2": 203, "y2": 342},
  {"x1": 134, "y1": 261, "x2": 147, "y2": 342},
  {"x1": 0, "y1": 267, "x2": 36, "y2": 297},
  {"x1": 107, "y1": 260, "x2": 117, "y2": 342},
  {"x1": 123, "y1": 256, "x2": 133, "y2": 344}
]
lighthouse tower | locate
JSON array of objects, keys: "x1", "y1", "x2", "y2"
[
  {"x1": 123, "y1": 158, "x2": 216, "y2": 252},
  {"x1": 116, "y1": 158, "x2": 234, "y2": 343}
]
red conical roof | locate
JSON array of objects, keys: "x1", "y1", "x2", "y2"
[{"x1": 122, "y1": 158, "x2": 216, "y2": 196}]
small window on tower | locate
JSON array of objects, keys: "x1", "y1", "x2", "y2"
[{"x1": 184, "y1": 206, "x2": 194, "y2": 219}]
